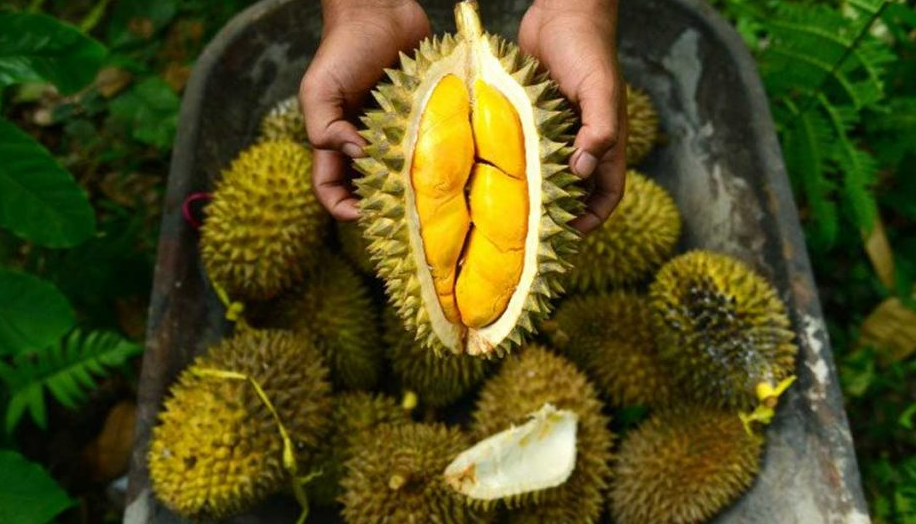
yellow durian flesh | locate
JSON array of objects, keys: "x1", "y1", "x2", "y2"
[{"x1": 357, "y1": 1, "x2": 581, "y2": 357}]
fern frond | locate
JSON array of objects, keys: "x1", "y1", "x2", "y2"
[
  {"x1": 1, "y1": 330, "x2": 143, "y2": 433},
  {"x1": 814, "y1": 96, "x2": 879, "y2": 234},
  {"x1": 781, "y1": 98, "x2": 840, "y2": 248}
]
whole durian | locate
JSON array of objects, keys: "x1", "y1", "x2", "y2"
[
  {"x1": 337, "y1": 220, "x2": 374, "y2": 275},
  {"x1": 355, "y1": 1, "x2": 583, "y2": 357},
  {"x1": 471, "y1": 345, "x2": 613, "y2": 523},
  {"x1": 625, "y1": 84, "x2": 660, "y2": 165},
  {"x1": 649, "y1": 250, "x2": 797, "y2": 409},
  {"x1": 567, "y1": 170, "x2": 681, "y2": 291},
  {"x1": 383, "y1": 306, "x2": 491, "y2": 407},
  {"x1": 340, "y1": 422, "x2": 493, "y2": 524},
  {"x1": 258, "y1": 96, "x2": 307, "y2": 143},
  {"x1": 610, "y1": 406, "x2": 764, "y2": 524},
  {"x1": 267, "y1": 252, "x2": 383, "y2": 390},
  {"x1": 547, "y1": 292, "x2": 675, "y2": 407},
  {"x1": 148, "y1": 329, "x2": 332, "y2": 521},
  {"x1": 199, "y1": 140, "x2": 328, "y2": 301},
  {"x1": 308, "y1": 392, "x2": 411, "y2": 507}
]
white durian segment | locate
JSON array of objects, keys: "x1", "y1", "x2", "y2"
[{"x1": 443, "y1": 403, "x2": 577, "y2": 500}]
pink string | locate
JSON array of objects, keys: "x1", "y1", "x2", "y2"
[{"x1": 182, "y1": 192, "x2": 212, "y2": 230}]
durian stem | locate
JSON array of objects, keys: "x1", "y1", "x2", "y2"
[{"x1": 455, "y1": 0, "x2": 482, "y2": 39}]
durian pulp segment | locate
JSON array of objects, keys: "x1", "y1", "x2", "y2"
[
  {"x1": 404, "y1": 6, "x2": 543, "y2": 355},
  {"x1": 444, "y1": 403, "x2": 578, "y2": 501}
]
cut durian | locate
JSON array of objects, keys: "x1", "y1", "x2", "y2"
[
  {"x1": 471, "y1": 346, "x2": 613, "y2": 522},
  {"x1": 200, "y1": 139, "x2": 328, "y2": 301},
  {"x1": 445, "y1": 403, "x2": 577, "y2": 502},
  {"x1": 355, "y1": 1, "x2": 582, "y2": 357},
  {"x1": 649, "y1": 250, "x2": 798, "y2": 409}
]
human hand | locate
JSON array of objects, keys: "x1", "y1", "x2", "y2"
[
  {"x1": 300, "y1": 0, "x2": 430, "y2": 220},
  {"x1": 519, "y1": 0, "x2": 627, "y2": 234}
]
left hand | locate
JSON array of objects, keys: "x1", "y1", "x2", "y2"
[{"x1": 519, "y1": 0, "x2": 628, "y2": 234}]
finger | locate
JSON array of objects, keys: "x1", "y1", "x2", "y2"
[
  {"x1": 569, "y1": 70, "x2": 621, "y2": 178},
  {"x1": 571, "y1": 93, "x2": 628, "y2": 234},
  {"x1": 312, "y1": 149, "x2": 360, "y2": 221},
  {"x1": 299, "y1": 64, "x2": 367, "y2": 156}
]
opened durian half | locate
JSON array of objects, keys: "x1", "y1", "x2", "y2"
[{"x1": 355, "y1": 1, "x2": 582, "y2": 358}]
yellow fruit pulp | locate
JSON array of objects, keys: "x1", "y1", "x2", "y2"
[{"x1": 411, "y1": 74, "x2": 528, "y2": 329}]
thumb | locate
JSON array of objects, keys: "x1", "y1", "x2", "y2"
[
  {"x1": 569, "y1": 73, "x2": 622, "y2": 178},
  {"x1": 299, "y1": 66, "x2": 367, "y2": 157}
]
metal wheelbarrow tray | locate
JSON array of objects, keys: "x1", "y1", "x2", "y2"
[{"x1": 125, "y1": 0, "x2": 870, "y2": 522}]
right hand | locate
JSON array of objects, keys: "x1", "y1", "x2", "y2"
[{"x1": 300, "y1": 0, "x2": 430, "y2": 220}]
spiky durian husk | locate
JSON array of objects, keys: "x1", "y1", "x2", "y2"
[
  {"x1": 200, "y1": 140, "x2": 328, "y2": 301},
  {"x1": 267, "y1": 252, "x2": 382, "y2": 390},
  {"x1": 354, "y1": 34, "x2": 583, "y2": 357},
  {"x1": 649, "y1": 251, "x2": 798, "y2": 409},
  {"x1": 548, "y1": 292, "x2": 675, "y2": 407},
  {"x1": 566, "y1": 171, "x2": 681, "y2": 291},
  {"x1": 471, "y1": 346, "x2": 613, "y2": 522},
  {"x1": 610, "y1": 406, "x2": 763, "y2": 524},
  {"x1": 340, "y1": 422, "x2": 493, "y2": 524},
  {"x1": 148, "y1": 329, "x2": 332, "y2": 521},
  {"x1": 258, "y1": 96, "x2": 307, "y2": 143},
  {"x1": 337, "y1": 220, "x2": 375, "y2": 275},
  {"x1": 383, "y1": 307, "x2": 491, "y2": 407},
  {"x1": 309, "y1": 392, "x2": 411, "y2": 507},
  {"x1": 625, "y1": 84, "x2": 660, "y2": 165}
]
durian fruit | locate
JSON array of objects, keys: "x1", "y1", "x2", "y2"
[
  {"x1": 258, "y1": 96, "x2": 307, "y2": 143},
  {"x1": 200, "y1": 140, "x2": 328, "y2": 301},
  {"x1": 610, "y1": 406, "x2": 764, "y2": 524},
  {"x1": 340, "y1": 422, "x2": 493, "y2": 524},
  {"x1": 354, "y1": 1, "x2": 583, "y2": 357},
  {"x1": 267, "y1": 252, "x2": 382, "y2": 390},
  {"x1": 547, "y1": 292, "x2": 675, "y2": 407},
  {"x1": 625, "y1": 84, "x2": 660, "y2": 165},
  {"x1": 471, "y1": 345, "x2": 613, "y2": 523},
  {"x1": 383, "y1": 306, "x2": 491, "y2": 407},
  {"x1": 649, "y1": 250, "x2": 798, "y2": 409},
  {"x1": 308, "y1": 392, "x2": 411, "y2": 507},
  {"x1": 445, "y1": 403, "x2": 578, "y2": 503},
  {"x1": 148, "y1": 329, "x2": 332, "y2": 521},
  {"x1": 337, "y1": 220, "x2": 374, "y2": 275},
  {"x1": 566, "y1": 170, "x2": 681, "y2": 291}
]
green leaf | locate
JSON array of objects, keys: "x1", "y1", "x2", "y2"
[
  {"x1": 1, "y1": 330, "x2": 143, "y2": 434},
  {"x1": 0, "y1": 12, "x2": 106, "y2": 94},
  {"x1": 0, "y1": 450, "x2": 73, "y2": 524},
  {"x1": 0, "y1": 118, "x2": 96, "y2": 247},
  {"x1": 0, "y1": 269, "x2": 75, "y2": 357},
  {"x1": 105, "y1": 0, "x2": 178, "y2": 49},
  {"x1": 107, "y1": 77, "x2": 179, "y2": 149}
]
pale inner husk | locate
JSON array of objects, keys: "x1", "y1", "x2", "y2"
[
  {"x1": 403, "y1": 34, "x2": 543, "y2": 355},
  {"x1": 443, "y1": 403, "x2": 578, "y2": 500}
]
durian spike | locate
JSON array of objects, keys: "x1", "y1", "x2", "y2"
[{"x1": 455, "y1": 1, "x2": 482, "y2": 39}]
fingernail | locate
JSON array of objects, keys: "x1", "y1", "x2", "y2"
[
  {"x1": 572, "y1": 150, "x2": 598, "y2": 178},
  {"x1": 342, "y1": 142, "x2": 365, "y2": 158}
]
